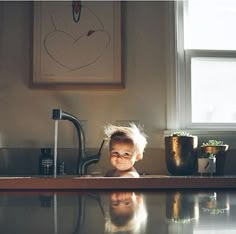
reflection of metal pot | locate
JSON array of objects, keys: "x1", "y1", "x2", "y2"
[
  {"x1": 166, "y1": 192, "x2": 197, "y2": 222},
  {"x1": 166, "y1": 192, "x2": 199, "y2": 234},
  {"x1": 201, "y1": 145, "x2": 229, "y2": 175},
  {"x1": 165, "y1": 136, "x2": 198, "y2": 175}
]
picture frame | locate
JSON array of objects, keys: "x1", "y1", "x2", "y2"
[{"x1": 31, "y1": 1, "x2": 123, "y2": 89}]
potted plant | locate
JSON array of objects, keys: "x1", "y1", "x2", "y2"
[
  {"x1": 200, "y1": 140, "x2": 229, "y2": 175},
  {"x1": 165, "y1": 131, "x2": 198, "y2": 175}
]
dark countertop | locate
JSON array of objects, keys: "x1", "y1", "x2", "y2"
[
  {"x1": 0, "y1": 188, "x2": 234, "y2": 234},
  {"x1": 0, "y1": 175, "x2": 236, "y2": 190}
]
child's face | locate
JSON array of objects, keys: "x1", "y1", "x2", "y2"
[
  {"x1": 109, "y1": 143, "x2": 140, "y2": 171},
  {"x1": 110, "y1": 192, "x2": 135, "y2": 215}
]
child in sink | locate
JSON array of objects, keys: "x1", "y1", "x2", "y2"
[{"x1": 104, "y1": 123, "x2": 147, "y2": 178}]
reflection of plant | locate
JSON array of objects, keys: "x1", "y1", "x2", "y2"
[
  {"x1": 202, "y1": 207, "x2": 228, "y2": 215},
  {"x1": 168, "y1": 218, "x2": 191, "y2": 224},
  {"x1": 201, "y1": 140, "x2": 224, "y2": 146}
]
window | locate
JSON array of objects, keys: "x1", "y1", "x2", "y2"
[{"x1": 169, "y1": 0, "x2": 236, "y2": 132}]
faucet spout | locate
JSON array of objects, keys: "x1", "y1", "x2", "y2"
[{"x1": 52, "y1": 109, "x2": 93, "y2": 176}]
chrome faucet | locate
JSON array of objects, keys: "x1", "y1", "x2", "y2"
[{"x1": 52, "y1": 109, "x2": 104, "y2": 176}]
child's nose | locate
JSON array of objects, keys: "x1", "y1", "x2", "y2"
[{"x1": 116, "y1": 154, "x2": 123, "y2": 160}]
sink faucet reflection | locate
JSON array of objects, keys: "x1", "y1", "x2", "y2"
[{"x1": 52, "y1": 109, "x2": 104, "y2": 176}]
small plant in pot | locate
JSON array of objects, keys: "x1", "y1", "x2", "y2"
[
  {"x1": 165, "y1": 131, "x2": 198, "y2": 176},
  {"x1": 200, "y1": 140, "x2": 229, "y2": 175}
]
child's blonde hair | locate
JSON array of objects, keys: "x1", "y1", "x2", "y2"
[{"x1": 104, "y1": 123, "x2": 147, "y2": 159}]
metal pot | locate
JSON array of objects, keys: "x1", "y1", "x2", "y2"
[{"x1": 165, "y1": 136, "x2": 198, "y2": 175}]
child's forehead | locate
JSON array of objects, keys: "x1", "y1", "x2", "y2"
[
  {"x1": 110, "y1": 133, "x2": 134, "y2": 145},
  {"x1": 111, "y1": 142, "x2": 134, "y2": 149},
  {"x1": 111, "y1": 192, "x2": 134, "y2": 201}
]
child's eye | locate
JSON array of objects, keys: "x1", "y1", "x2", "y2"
[
  {"x1": 124, "y1": 201, "x2": 131, "y2": 206},
  {"x1": 123, "y1": 152, "x2": 132, "y2": 158},
  {"x1": 111, "y1": 151, "x2": 119, "y2": 156},
  {"x1": 111, "y1": 201, "x2": 119, "y2": 206}
]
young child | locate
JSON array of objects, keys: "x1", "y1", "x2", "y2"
[
  {"x1": 105, "y1": 191, "x2": 148, "y2": 233},
  {"x1": 104, "y1": 123, "x2": 147, "y2": 178}
]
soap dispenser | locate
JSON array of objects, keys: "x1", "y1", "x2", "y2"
[{"x1": 39, "y1": 148, "x2": 54, "y2": 175}]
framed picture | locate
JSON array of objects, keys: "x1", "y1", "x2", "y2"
[{"x1": 32, "y1": 1, "x2": 123, "y2": 89}]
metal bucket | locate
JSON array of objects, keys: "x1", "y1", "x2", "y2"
[{"x1": 165, "y1": 136, "x2": 198, "y2": 175}]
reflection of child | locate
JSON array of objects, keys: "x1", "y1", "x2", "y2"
[
  {"x1": 105, "y1": 192, "x2": 148, "y2": 233},
  {"x1": 104, "y1": 123, "x2": 148, "y2": 178}
]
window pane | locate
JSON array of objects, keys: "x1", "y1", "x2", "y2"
[
  {"x1": 184, "y1": 0, "x2": 236, "y2": 50},
  {"x1": 191, "y1": 58, "x2": 236, "y2": 123}
]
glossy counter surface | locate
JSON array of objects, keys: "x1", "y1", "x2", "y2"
[
  {"x1": 0, "y1": 189, "x2": 235, "y2": 234},
  {"x1": 0, "y1": 175, "x2": 235, "y2": 190}
]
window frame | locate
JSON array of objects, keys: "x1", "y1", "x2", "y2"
[{"x1": 166, "y1": 1, "x2": 236, "y2": 147}]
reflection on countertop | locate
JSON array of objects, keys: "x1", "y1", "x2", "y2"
[{"x1": 0, "y1": 189, "x2": 235, "y2": 234}]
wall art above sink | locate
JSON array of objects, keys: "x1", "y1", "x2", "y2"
[{"x1": 32, "y1": 1, "x2": 123, "y2": 90}]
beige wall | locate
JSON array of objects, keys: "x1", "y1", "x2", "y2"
[
  {"x1": 0, "y1": 1, "x2": 174, "y2": 175},
  {"x1": 0, "y1": 1, "x2": 169, "y2": 149},
  {"x1": 1, "y1": 2, "x2": 236, "y2": 176}
]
